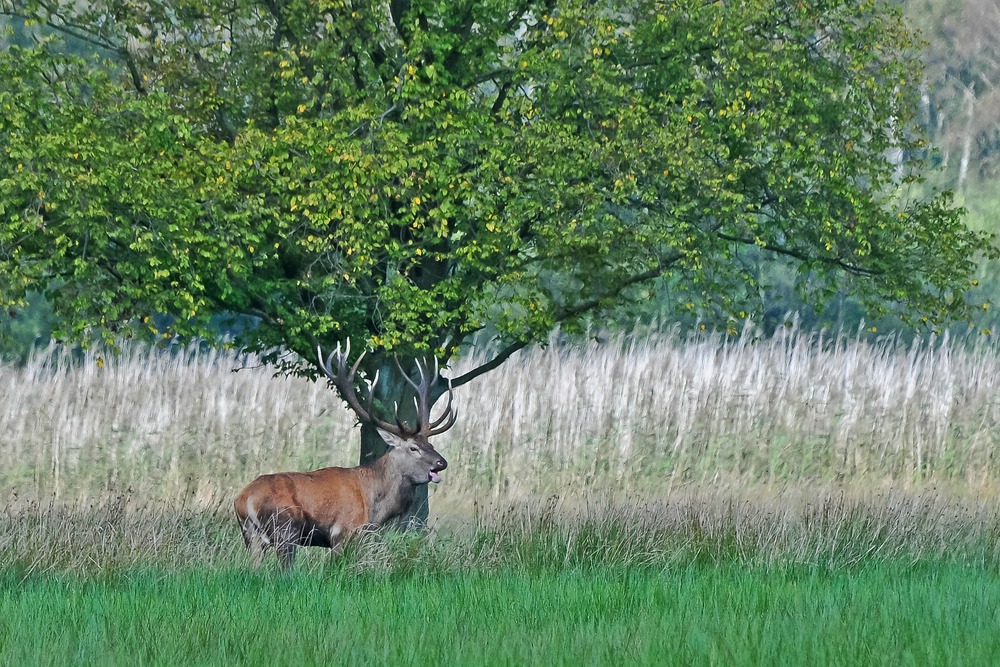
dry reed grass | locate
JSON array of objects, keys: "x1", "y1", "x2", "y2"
[
  {"x1": 2, "y1": 326, "x2": 1000, "y2": 572},
  {"x1": 4, "y1": 485, "x2": 998, "y2": 574},
  {"x1": 444, "y1": 325, "x2": 1000, "y2": 503},
  {"x1": 2, "y1": 326, "x2": 1000, "y2": 508},
  {"x1": 0, "y1": 343, "x2": 347, "y2": 505},
  {"x1": 446, "y1": 485, "x2": 1000, "y2": 569}
]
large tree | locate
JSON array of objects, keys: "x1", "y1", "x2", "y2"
[{"x1": 0, "y1": 0, "x2": 994, "y2": 511}]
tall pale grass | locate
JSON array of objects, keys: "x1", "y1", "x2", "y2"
[
  {"x1": 4, "y1": 327, "x2": 1000, "y2": 573},
  {"x1": 5, "y1": 485, "x2": 1000, "y2": 574},
  {"x1": 2, "y1": 326, "x2": 1000, "y2": 513},
  {"x1": 446, "y1": 326, "x2": 1000, "y2": 502},
  {"x1": 0, "y1": 343, "x2": 350, "y2": 506}
]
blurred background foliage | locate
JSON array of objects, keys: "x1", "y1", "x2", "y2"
[{"x1": 1, "y1": 0, "x2": 999, "y2": 360}]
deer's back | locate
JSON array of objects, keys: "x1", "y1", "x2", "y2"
[{"x1": 234, "y1": 467, "x2": 370, "y2": 535}]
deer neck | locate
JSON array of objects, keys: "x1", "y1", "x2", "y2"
[{"x1": 363, "y1": 451, "x2": 418, "y2": 526}]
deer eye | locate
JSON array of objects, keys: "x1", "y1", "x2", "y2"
[{"x1": 409, "y1": 446, "x2": 419, "y2": 453}]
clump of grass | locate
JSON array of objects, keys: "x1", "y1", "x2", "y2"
[
  {"x1": 428, "y1": 486, "x2": 1000, "y2": 572},
  {"x1": 0, "y1": 492, "x2": 244, "y2": 576},
  {"x1": 5, "y1": 487, "x2": 998, "y2": 576}
]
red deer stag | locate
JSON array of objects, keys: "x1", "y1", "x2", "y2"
[{"x1": 234, "y1": 342, "x2": 455, "y2": 568}]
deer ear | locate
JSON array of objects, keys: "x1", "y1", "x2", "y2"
[{"x1": 376, "y1": 428, "x2": 410, "y2": 449}]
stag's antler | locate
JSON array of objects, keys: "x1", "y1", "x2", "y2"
[
  {"x1": 317, "y1": 342, "x2": 457, "y2": 438},
  {"x1": 318, "y1": 341, "x2": 400, "y2": 436},
  {"x1": 395, "y1": 357, "x2": 458, "y2": 436}
]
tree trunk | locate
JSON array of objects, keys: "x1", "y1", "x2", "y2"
[{"x1": 958, "y1": 84, "x2": 976, "y2": 192}]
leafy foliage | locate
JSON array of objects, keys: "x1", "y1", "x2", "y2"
[{"x1": 0, "y1": 0, "x2": 994, "y2": 375}]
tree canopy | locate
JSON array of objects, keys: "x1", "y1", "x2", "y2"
[{"x1": 1, "y1": 0, "x2": 994, "y2": 379}]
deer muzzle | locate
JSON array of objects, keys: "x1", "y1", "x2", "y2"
[{"x1": 429, "y1": 458, "x2": 447, "y2": 483}]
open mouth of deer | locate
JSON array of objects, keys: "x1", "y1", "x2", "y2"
[{"x1": 429, "y1": 463, "x2": 446, "y2": 484}]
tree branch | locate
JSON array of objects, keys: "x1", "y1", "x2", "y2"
[
  {"x1": 467, "y1": 66, "x2": 516, "y2": 88},
  {"x1": 1, "y1": 1, "x2": 150, "y2": 94},
  {"x1": 120, "y1": 46, "x2": 147, "y2": 95},
  {"x1": 448, "y1": 250, "x2": 689, "y2": 389},
  {"x1": 714, "y1": 231, "x2": 881, "y2": 277},
  {"x1": 13, "y1": 10, "x2": 116, "y2": 51},
  {"x1": 448, "y1": 340, "x2": 528, "y2": 388},
  {"x1": 491, "y1": 81, "x2": 512, "y2": 115}
]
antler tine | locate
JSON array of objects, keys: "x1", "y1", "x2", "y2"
[
  {"x1": 318, "y1": 343, "x2": 368, "y2": 423},
  {"x1": 424, "y1": 357, "x2": 451, "y2": 427},
  {"x1": 391, "y1": 354, "x2": 458, "y2": 436},
  {"x1": 319, "y1": 341, "x2": 356, "y2": 381},
  {"x1": 317, "y1": 341, "x2": 403, "y2": 434},
  {"x1": 391, "y1": 400, "x2": 412, "y2": 435},
  {"x1": 394, "y1": 355, "x2": 433, "y2": 430},
  {"x1": 426, "y1": 378, "x2": 457, "y2": 435},
  {"x1": 317, "y1": 346, "x2": 337, "y2": 385},
  {"x1": 394, "y1": 355, "x2": 428, "y2": 394},
  {"x1": 329, "y1": 339, "x2": 349, "y2": 375},
  {"x1": 414, "y1": 358, "x2": 431, "y2": 429},
  {"x1": 324, "y1": 340, "x2": 360, "y2": 380}
]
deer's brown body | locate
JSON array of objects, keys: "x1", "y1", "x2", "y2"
[
  {"x1": 235, "y1": 432, "x2": 446, "y2": 567},
  {"x1": 234, "y1": 343, "x2": 454, "y2": 568}
]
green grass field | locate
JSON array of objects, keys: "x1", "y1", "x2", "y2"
[
  {"x1": 3, "y1": 332, "x2": 1000, "y2": 665},
  {"x1": 3, "y1": 562, "x2": 999, "y2": 666},
  {"x1": 2, "y1": 493, "x2": 1000, "y2": 666}
]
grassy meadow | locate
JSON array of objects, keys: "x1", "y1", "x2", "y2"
[
  {"x1": 3, "y1": 564, "x2": 1000, "y2": 666},
  {"x1": 2, "y1": 327, "x2": 1000, "y2": 665}
]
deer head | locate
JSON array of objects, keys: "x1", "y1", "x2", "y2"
[{"x1": 317, "y1": 341, "x2": 455, "y2": 484}]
